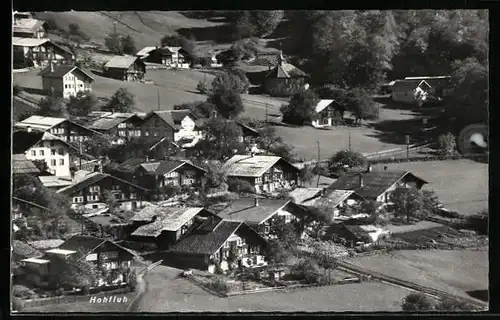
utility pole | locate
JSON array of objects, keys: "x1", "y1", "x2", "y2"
[
  {"x1": 157, "y1": 89, "x2": 160, "y2": 111},
  {"x1": 113, "y1": 21, "x2": 117, "y2": 35},
  {"x1": 405, "y1": 134, "x2": 410, "y2": 162},
  {"x1": 265, "y1": 103, "x2": 268, "y2": 123},
  {"x1": 316, "y1": 140, "x2": 321, "y2": 188},
  {"x1": 348, "y1": 132, "x2": 352, "y2": 151},
  {"x1": 79, "y1": 140, "x2": 83, "y2": 170}
]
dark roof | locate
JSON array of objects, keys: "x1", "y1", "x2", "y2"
[
  {"x1": 217, "y1": 198, "x2": 290, "y2": 224},
  {"x1": 156, "y1": 159, "x2": 206, "y2": 175},
  {"x1": 168, "y1": 220, "x2": 243, "y2": 255},
  {"x1": 327, "y1": 171, "x2": 428, "y2": 199},
  {"x1": 57, "y1": 172, "x2": 148, "y2": 195},
  {"x1": 58, "y1": 235, "x2": 136, "y2": 260},
  {"x1": 114, "y1": 158, "x2": 150, "y2": 173},
  {"x1": 38, "y1": 65, "x2": 94, "y2": 82},
  {"x1": 12, "y1": 131, "x2": 44, "y2": 154},
  {"x1": 266, "y1": 63, "x2": 307, "y2": 79},
  {"x1": 148, "y1": 110, "x2": 198, "y2": 130},
  {"x1": 88, "y1": 114, "x2": 142, "y2": 131},
  {"x1": 12, "y1": 154, "x2": 40, "y2": 174}
]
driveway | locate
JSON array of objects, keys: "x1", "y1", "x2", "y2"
[{"x1": 137, "y1": 265, "x2": 412, "y2": 312}]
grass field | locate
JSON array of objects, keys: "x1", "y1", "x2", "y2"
[
  {"x1": 137, "y1": 265, "x2": 412, "y2": 312},
  {"x1": 372, "y1": 159, "x2": 488, "y2": 215},
  {"x1": 345, "y1": 250, "x2": 488, "y2": 301}
]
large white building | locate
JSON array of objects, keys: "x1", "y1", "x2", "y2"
[{"x1": 39, "y1": 63, "x2": 94, "y2": 99}]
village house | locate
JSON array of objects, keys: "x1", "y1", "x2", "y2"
[
  {"x1": 14, "y1": 115, "x2": 102, "y2": 143},
  {"x1": 327, "y1": 169, "x2": 428, "y2": 204},
  {"x1": 263, "y1": 51, "x2": 308, "y2": 96},
  {"x1": 13, "y1": 130, "x2": 86, "y2": 177},
  {"x1": 56, "y1": 170, "x2": 148, "y2": 212},
  {"x1": 324, "y1": 222, "x2": 390, "y2": 247},
  {"x1": 12, "y1": 37, "x2": 74, "y2": 68},
  {"x1": 311, "y1": 99, "x2": 346, "y2": 128},
  {"x1": 20, "y1": 235, "x2": 137, "y2": 289},
  {"x1": 216, "y1": 197, "x2": 307, "y2": 237},
  {"x1": 12, "y1": 154, "x2": 41, "y2": 176},
  {"x1": 129, "y1": 206, "x2": 218, "y2": 250},
  {"x1": 83, "y1": 112, "x2": 144, "y2": 144},
  {"x1": 167, "y1": 219, "x2": 269, "y2": 272},
  {"x1": 38, "y1": 63, "x2": 94, "y2": 99},
  {"x1": 136, "y1": 46, "x2": 190, "y2": 69},
  {"x1": 13, "y1": 16, "x2": 47, "y2": 38},
  {"x1": 110, "y1": 157, "x2": 206, "y2": 192},
  {"x1": 103, "y1": 56, "x2": 146, "y2": 82},
  {"x1": 391, "y1": 79, "x2": 434, "y2": 105},
  {"x1": 223, "y1": 155, "x2": 300, "y2": 194}
]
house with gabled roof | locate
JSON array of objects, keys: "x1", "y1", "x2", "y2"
[
  {"x1": 327, "y1": 170, "x2": 428, "y2": 204},
  {"x1": 129, "y1": 206, "x2": 218, "y2": 250},
  {"x1": 13, "y1": 130, "x2": 87, "y2": 177},
  {"x1": 167, "y1": 219, "x2": 268, "y2": 272},
  {"x1": 264, "y1": 51, "x2": 308, "y2": 96},
  {"x1": 12, "y1": 37, "x2": 74, "y2": 68},
  {"x1": 103, "y1": 55, "x2": 146, "y2": 82},
  {"x1": 223, "y1": 155, "x2": 300, "y2": 194},
  {"x1": 14, "y1": 115, "x2": 103, "y2": 143},
  {"x1": 136, "y1": 46, "x2": 190, "y2": 68},
  {"x1": 311, "y1": 99, "x2": 346, "y2": 128},
  {"x1": 56, "y1": 171, "x2": 148, "y2": 212},
  {"x1": 83, "y1": 112, "x2": 144, "y2": 144},
  {"x1": 391, "y1": 79, "x2": 437, "y2": 105},
  {"x1": 38, "y1": 63, "x2": 94, "y2": 99}
]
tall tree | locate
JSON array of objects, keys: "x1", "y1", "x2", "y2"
[
  {"x1": 103, "y1": 88, "x2": 135, "y2": 113},
  {"x1": 104, "y1": 32, "x2": 123, "y2": 55},
  {"x1": 326, "y1": 150, "x2": 367, "y2": 177},
  {"x1": 121, "y1": 35, "x2": 137, "y2": 55},
  {"x1": 235, "y1": 11, "x2": 284, "y2": 38},
  {"x1": 67, "y1": 92, "x2": 99, "y2": 118},
  {"x1": 195, "y1": 118, "x2": 247, "y2": 161},
  {"x1": 208, "y1": 89, "x2": 245, "y2": 119},
  {"x1": 390, "y1": 188, "x2": 425, "y2": 223},
  {"x1": 280, "y1": 89, "x2": 319, "y2": 125},
  {"x1": 38, "y1": 96, "x2": 67, "y2": 118}
]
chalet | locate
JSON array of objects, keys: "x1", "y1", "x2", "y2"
[
  {"x1": 38, "y1": 63, "x2": 94, "y2": 99},
  {"x1": 12, "y1": 37, "x2": 74, "y2": 68},
  {"x1": 403, "y1": 76, "x2": 452, "y2": 97},
  {"x1": 223, "y1": 155, "x2": 300, "y2": 193},
  {"x1": 56, "y1": 171, "x2": 148, "y2": 211},
  {"x1": 14, "y1": 116, "x2": 102, "y2": 143},
  {"x1": 84, "y1": 112, "x2": 144, "y2": 144},
  {"x1": 311, "y1": 99, "x2": 346, "y2": 128},
  {"x1": 129, "y1": 206, "x2": 218, "y2": 250},
  {"x1": 217, "y1": 198, "x2": 306, "y2": 237},
  {"x1": 12, "y1": 154, "x2": 41, "y2": 176},
  {"x1": 391, "y1": 79, "x2": 443, "y2": 105},
  {"x1": 13, "y1": 17, "x2": 47, "y2": 38},
  {"x1": 111, "y1": 157, "x2": 206, "y2": 191},
  {"x1": 140, "y1": 110, "x2": 204, "y2": 145},
  {"x1": 103, "y1": 56, "x2": 146, "y2": 82},
  {"x1": 324, "y1": 223, "x2": 390, "y2": 246},
  {"x1": 168, "y1": 219, "x2": 269, "y2": 272},
  {"x1": 13, "y1": 130, "x2": 85, "y2": 177},
  {"x1": 299, "y1": 189, "x2": 364, "y2": 219},
  {"x1": 327, "y1": 170, "x2": 428, "y2": 204},
  {"x1": 136, "y1": 46, "x2": 190, "y2": 68},
  {"x1": 264, "y1": 51, "x2": 308, "y2": 96},
  {"x1": 21, "y1": 235, "x2": 137, "y2": 289}
]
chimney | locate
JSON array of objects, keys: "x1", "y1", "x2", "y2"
[
  {"x1": 254, "y1": 197, "x2": 259, "y2": 207},
  {"x1": 357, "y1": 173, "x2": 364, "y2": 188},
  {"x1": 366, "y1": 164, "x2": 372, "y2": 173}
]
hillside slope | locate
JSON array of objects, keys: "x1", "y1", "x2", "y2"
[{"x1": 34, "y1": 11, "x2": 226, "y2": 50}]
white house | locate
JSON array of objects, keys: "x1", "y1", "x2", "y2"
[
  {"x1": 391, "y1": 79, "x2": 433, "y2": 105},
  {"x1": 174, "y1": 114, "x2": 204, "y2": 146},
  {"x1": 39, "y1": 63, "x2": 94, "y2": 99},
  {"x1": 161, "y1": 47, "x2": 190, "y2": 69},
  {"x1": 311, "y1": 99, "x2": 345, "y2": 128}
]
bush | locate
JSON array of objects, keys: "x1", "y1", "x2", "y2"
[
  {"x1": 197, "y1": 80, "x2": 209, "y2": 94},
  {"x1": 290, "y1": 260, "x2": 322, "y2": 284},
  {"x1": 208, "y1": 277, "x2": 229, "y2": 294},
  {"x1": 12, "y1": 297, "x2": 25, "y2": 311},
  {"x1": 437, "y1": 132, "x2": 458, "y2": 156},
  {"x1": 227, "y1": 178, "x2": 256, "y2": 194},
  {"x1": 401, "y1": 293, "x2": 436, "y2": 311},
  {"x1": 12, "y1": 285, "x2": 37, "y2": 299},
  {"x1": 436, "y1": 298, "x2": 475, "y2": 311}
]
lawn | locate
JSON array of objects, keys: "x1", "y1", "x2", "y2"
[
  {"x1": 371, "y1": 159, "x2": 488, "y2": 215},
  {"x1": 137, "y1": 265, "x2": 413, "y2": 312},
  {"x1": 21, "y1": 292, "x2": 136, "y2": 312},
  {"x1": 345, "y1": 250, "x2": 488, "y2": 301}
]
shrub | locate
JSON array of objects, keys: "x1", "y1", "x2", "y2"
[
  {"x1": 290, "y1": 260, "x2": 322, "y2": 284},
  {"x1": 208, "y1": 277, "x2": 229, "y2": 294},
  {"x1": 227, "y1": 178, "x2": 256, "y2": 194},
  {"x1": 401, "y1": 293, "x2": 436, "y2": 311},
  {"x1": 436, "y1": 298, "x2": 475, "y2": 311},
  {"x1": 128, "y1": 270, "x2": 138, "y2": 292},
  {"x1": 12, "y1": 285, "x2": 37, "y2": 299},
  {"x1": 12, "y1": 297, "x2": 25, "y2": 311},
  {"x1": 197, "y1": 80, "x2": 209, "y2": 94},
  {"x1": 437, "y1": 132, "x2": 458, "y2": 156}
]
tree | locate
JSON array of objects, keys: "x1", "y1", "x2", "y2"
[
  {"x1": 401, "y1": 293, "x2": 435, "y2": 311},
  {"x1": 81, "y1": 133, "x2": 113, "y2": 158},
  {"x1": 102, "y1": 190, "x2": 119, "y2": 213},
  {"x1": 38, "y1": 96, "x2": 67, "y2": 117},
  {"x1": 67, "y1": 91, "x2": 99, "y2": 118},
  {"x1": 197, "y1": 80, "x2": 209, "y2": 94},
  {"x1": 235, "y1": 11, "x2": 284, "y2": 38},
  {"x1": 436, "y1": 298, "x2": 475, "y2": 311},
  {"x1": 326, "y1": 150, "x2": 367, "y2": 177},
  {"x1": 281, "y1": 89, "x2": 319, "y2": 125},
  {"x1": 121, "y1": 35, "x2": 137, "y2": 55},
  {"x1": 269, "y1": 217, "x2": 298, "y2": 247},
  {"x1": 211, "y1": 71, "x2": 250, "y2": 95},
  {"x1": 208, "y1": 88, "x2": 245, "y2": 119},
  {"x1": 390, "y1": 188, "x2": 425, "y2": 223},
  {"x1": 230, "y1": 38, "x2": 260, "y2": 60},
  {"x1": 105, "y1": 32, "x2": 123, "y2": 55},
  {"x1": 421, "y1": 190, "x2": 440, "y2": 216},
  {"x1": 48, "y1": 248, "x2": 101, "y2": 290},
  {"x1": 256, "y1": 125, "x2": 283, "y2": 151},
  {"x1": 345, "y1": 88, "x2": 378, "y2": 124},
  {"x1": 437, "y1": 132, "x2": 458, "y2": 156},
  {"x1": 103, "y1": 88, "x2": 135, "y2": 113},
  {"x1": 268, "y1": 143, "x2": 296, "y2": 163},
  {"x1": 32, "y1": 159, "x2": 50, "y2": 174},
  {"x1": 299, "y1": 165, "x2": 315, "y2": 186},
  {"x1": 201, "y1": 160, "x2": 228, "y2": 192},
  {"x1": 195, "y1": 118, "x2": 247, "y2": 161}
]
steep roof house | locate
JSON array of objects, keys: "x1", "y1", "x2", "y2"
[
  {"x1": 56, "y1": 171, "x2": 148, "y2": 212},
  {"x1": 84, "y1": 112, "x2": 144, "y2": 144},
  {"x1": 103, "y1": 56, "x2": 146, "y2": 82},
  {"x1": 13, "y1": 18, "x2": 47, "y2": 38},
  {"x1": 129, "y1": 206, "x2": 218, "y2": 250},
  {"x1": 168, "y1": 219, "x2": 268, "y2": 272},
  {"x1": 216, "y1": 197, "x2": 308, "y2": 237},
  {"x1": 14, "y1": 115, "x2": 102, "y2": 143},
  {"x1": 223, "y1": 155, "x2": 300, "y2": 194},
  {"x1": 264, "y1": 51, "x2": 308, "y2": 96},
  {"x1": 38, "y1": 63, "x2": 94, "y2": 99},
  {"x1": 311, "y1": 99, "x2": 346, "y2": 128},
  {"x1": 12, "y1": 37, "x2": 74, "y2": 68},
  {"x1": 327, "y1": 170, "x2": 428, "y2": 204}
]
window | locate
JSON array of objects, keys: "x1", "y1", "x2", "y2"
[
  {"x1": 51, "y1": 149, "x2": 56, "y2": 155},
  {"x1": 114, "y1": 194, "x2": 121, "y2": 200},
  {"x1": 59, "y1": 159, "x2": 64, "y2": 166},
  {"x1": 118, "y1": 123, "x2": 126, "y2": 128},
  {"x1": 101, "y1": 251, "x2": 119, "y2": 260},
  {"x1": 90, "y1": 186, "x2": 100, "y2": 193},
  {"x1": 130, "y1": 193, "x2": 136, "y2": 199},
  {"x1": 64, "y1": 84, "x2": 68, "y2": 89},
  {"x1": 86, "y1": 253, "x2": 98, "y2": 261},
  {"x1": 39, "y1": 150, "x2": 44, "y2": 156},
  {"x1": 58, "y1": 148, "x2": 64, "y2": 155},
  {"x1": 145, "y1": 130, "x2": 149, "y2": 136},
  {"x1": 118, "y1": 130, "x2": 126, "y2": 137},
  {"x1": 31, "y1": 150, "x2": 36, "y2": 156},
  {"x1": 112, "y1": 185, "x2": 120, "y2": 190},
  {"x1": 51, "y1": 159, "x2": 56, "y2": 166},
  {"x1": 79, "y1": 84, "x2": 83, "y2": 88}
]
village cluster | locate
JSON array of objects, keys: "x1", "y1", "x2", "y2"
[{"x1": 11, "y1": 11, "x2": 488, "y2": 313}]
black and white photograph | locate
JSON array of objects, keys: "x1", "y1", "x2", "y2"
[{"x1": 11, "y1": 9, "x2": 489, "y2": 313}]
